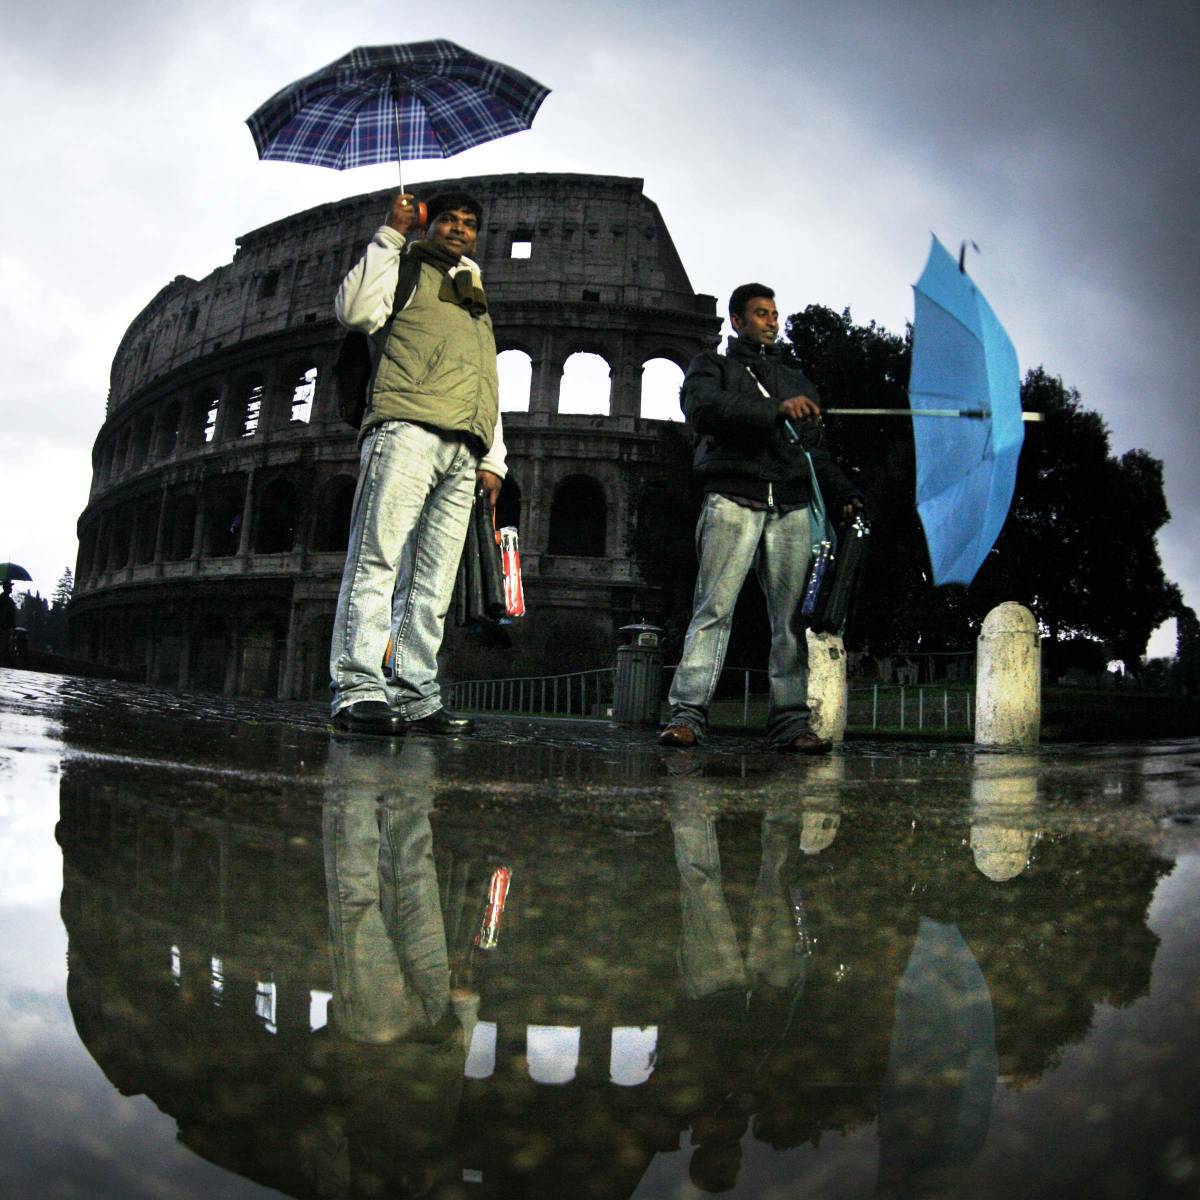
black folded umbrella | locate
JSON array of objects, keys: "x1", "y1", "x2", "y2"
[
  {"x1": 813, "y1": 515, "x2": 870, "y2": 636},
  {"x1": 454, "y1": 487, "x2": 506, "y2": 627}
]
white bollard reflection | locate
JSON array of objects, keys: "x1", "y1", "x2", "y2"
[{"x1": 526, "y1": 1024, "x2": 581, "y2": 1084}]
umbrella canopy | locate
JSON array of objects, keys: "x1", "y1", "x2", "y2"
[
  {"x1": 246, "y1": 41, "x2": 550, "y2": 172},
  {"x1": 909, "y1": 236, "x2": 1024, "y2": 586},
  {"x1": 0, "y1": 562, "x2": 32, "y2": 584}
]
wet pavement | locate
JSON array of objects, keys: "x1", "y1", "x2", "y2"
[{"x1": 2, "y1": 667, "x2": 1200, "y2": 1199}]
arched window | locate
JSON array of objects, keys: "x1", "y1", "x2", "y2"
[
  {"x1": 497, "y1": 349, "x2": 532, "y2": 412},
  {"x1": 558, "y1": 352, "x2": 611, "y2": 416},
  {"x1": 158, "y1": 402, "x2": 182, "y2": 457},
  {"x1": 254, "y1": 478, "x2": 298, "y2": 554},
  {"x1": 203, "y1": 482, "x2": 244, "y2": 557},
  {"x1": 131, "y1": 415, "x2": 154, "y2": 467},
  {"x1": 237, "y1": 376, "x2": 265, "y2": 438},
  {"x1": 312, "y1": 476, "x2": 356, "y2": 553},
  {"x1": 290, "y1": 366, "x2": 317, "y2": 424},
  {"x1": 640, "y1": 358, "x2": 685, "y2": 421},
  {"x1": 238, "y1": 610, "x2": 286, "y2": 697},
  {"x1": 165, "y1": 494, "x2": 197, "y2": 561},
  {"x1": 191, "y1": 614, "x2": 229, "y2": 693},
  {"x1": 548, "y1": 475, "x2": 607, "y2": 556},
  {"x1": 135, "y1": 497, "x2": 160, "y2": 564},
  {"x1": 108, "y1": 514, "x2": 131, "y2": 570},
  {"x1": 199, "y1": 390, "x2": 220, "y2": 444}
]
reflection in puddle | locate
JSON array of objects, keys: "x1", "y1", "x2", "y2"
[{"x1": 13, "y1": 687, "x2": 1196, "y2": 1198}]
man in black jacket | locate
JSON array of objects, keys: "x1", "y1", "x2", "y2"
[{"x1": 660, "y1": 284, "x2": 865, "y2": 753}]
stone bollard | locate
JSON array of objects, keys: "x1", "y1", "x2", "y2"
[
  {"x1": 975, "y1": 603, "x2": 1041, "y2": 746},
  {"x1": 806, "y1": 630, "x2": 848, "y2": 743}
]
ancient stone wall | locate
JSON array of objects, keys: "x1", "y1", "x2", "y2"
[{"x1": 72, "y1": 174, "x2": 721, "y2": 699}]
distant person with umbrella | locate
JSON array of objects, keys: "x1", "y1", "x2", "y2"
[
  {"x1": 659, "y1": 285, "x2": 866, "y2": 753},
  {"x1": 329, "y1": 191, "x2": 507, "y2": 736},
  {"x1": 0, "y1": 580, "x2": 16, "y2": 657}
]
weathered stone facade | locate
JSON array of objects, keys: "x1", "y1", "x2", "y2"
[{"x1": 71, "y1": 173, "x2": 720, "y2": 699}]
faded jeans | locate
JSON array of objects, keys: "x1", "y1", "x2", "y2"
[
  {"x1": 667, "y1": 494, "x2": 813, "y2": 746},
  {"x1": 330, "y1": 420, "x2": 477, "y2": 718}
]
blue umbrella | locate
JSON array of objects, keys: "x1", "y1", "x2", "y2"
[
  {"x1": 246, "y1": 41, "x2": 550, "y2": 180},
  {"x1": 908, "y1": 236, "x2": 1024, "y2": 586}
]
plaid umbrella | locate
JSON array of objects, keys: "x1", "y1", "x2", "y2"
[{"x1": 246, "y1": 41, "x2": 550, "y2": 174}]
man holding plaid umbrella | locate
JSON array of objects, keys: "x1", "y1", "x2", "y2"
[{"x1": 329, "y1": 191, "x2": 507, "y2": 736}]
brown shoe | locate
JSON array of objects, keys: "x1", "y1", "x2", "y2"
[
  {"x1": 781, "y1": 731, "x2": 833, "y2": 755},
  {"x1": 658, "y1": 723, "x2": 698, "y2": 747}
]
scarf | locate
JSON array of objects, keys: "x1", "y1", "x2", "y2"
[{"x1": 407, "y1": 241, "x2": 489, "y2": 316}]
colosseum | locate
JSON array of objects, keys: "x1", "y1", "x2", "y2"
[{"x1": 70, "y1": 173, "x2": 720, "y2": 699}]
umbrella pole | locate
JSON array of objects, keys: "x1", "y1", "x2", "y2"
[
  {"x1": 393, "y1": 105, "x2": 404, "y2": 193},
  {"x1": 823, "y1": 408, "x2": 1043, "y2": 422}
]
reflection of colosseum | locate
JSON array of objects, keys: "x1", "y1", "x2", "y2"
[{"x1": 71, "y1": 173, "x2": 719, "y2": 698}]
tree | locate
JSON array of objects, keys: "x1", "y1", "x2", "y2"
[
  {"x1": 974, "y1": 370, "x2": 1178, "y2": 674},
  {"x1": 52, "y1": 568, "x2": 74, "y2": 609}
]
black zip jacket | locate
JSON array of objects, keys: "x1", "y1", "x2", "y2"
[{"x1": 680, "y1": 335, "x2": 862, "y2": 512}]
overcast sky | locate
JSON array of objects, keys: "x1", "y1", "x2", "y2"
[{"x1": 2, "y1": 0, "x2": 1195, "y2": 656}]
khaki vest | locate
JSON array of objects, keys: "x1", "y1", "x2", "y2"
[{"x1": 364, "y1": 262, "x2": 499, "y2": 449}]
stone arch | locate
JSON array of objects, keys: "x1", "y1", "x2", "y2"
[
  {"x1": 298, "y1": 613, "x2": 335, "y2": 700},
  {"x1": 202, "y1": 478, "x2": 245, "y2": 558},
  {"x1": 113, "y1": 427, "x2": 131, "y2": 480},
  {"x1": 312, "y1": 475, "x2": 356, "y2": 553},
  {"x1": 107, "y1": 507, "x2": 132, "y2": 570},
  {"x1": 253, "y1": 476, "x2": 298, "y2": 554},
  {"x1": 134, "y1": 495, "x2": 161, "y2": 564},
  {"x1": 131, "y1": 413, "x2": 155, "y2": 468},
  {"x1": 558, "y1": 351, "x2": 612, "y2": 415},
  {"x1": 497, "y1": 348, "x2": 532, "y2": 412},
  {"x1": 191, "y1": 612, "x2": 230, "y2": 692},
  {"x1": 639, "y1": 357, "x2": 686, "y2": 421},
  {"x1": 547, "y1": 475, "x2": 608, "y2": 556},
  {"x1": 156, "y1": 400, "x2": 183, "y2": 458},
  {"x1": 238, "y1": 609, "x2": 286, "y2": 697},
  {"x1": 164, "y1": 492, "x2": 197, "y2": 561}
]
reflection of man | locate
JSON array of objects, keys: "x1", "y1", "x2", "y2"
[
  {"x1": 660, "y1": 285, "x2": 865, "y2": 753},
  {"x1": 329, "y1": 191, "x2": 507, "y2": 736},
  {"x1": 319, "y1": 740, "x2": 469, "y2": 1196}
]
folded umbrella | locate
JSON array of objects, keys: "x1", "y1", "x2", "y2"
[{"x1": 454, "y1": 488, "x2": 506, "y2": 628}]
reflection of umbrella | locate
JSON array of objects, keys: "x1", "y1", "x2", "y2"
[
  {"x1": 246, "y1": 40, "x2": 550, "y2": 187},
  {"x1": 0, "y1": 563, "x2": 32, "y2": 584},
  {"x1": 908, "y1": 236, "x2": 1024, "y2": 586}
]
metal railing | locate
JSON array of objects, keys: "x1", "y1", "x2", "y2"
[
  {"x1": 446, "y1": 667, "x2": 974, "y2": 732},
  {"x1": 446, "y1": 668, "x2": 616, "y2": 718}
]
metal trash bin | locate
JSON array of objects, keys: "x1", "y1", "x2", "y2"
[{"x1": 613, "y1": 622, "x2": 663, "y2": 725}]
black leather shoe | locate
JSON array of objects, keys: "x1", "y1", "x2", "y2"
[
  {"x1": 333, "y1": 700, "x2": 406, "y2": 736},
  {"x1": 780, "y1": 731, "x2": 833, "y2": 755},
  {"x1": 406, "y1": 709, "x2": 474, "y2": 736}
]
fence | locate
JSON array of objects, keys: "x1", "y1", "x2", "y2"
[
  {"x1": 447, "y1": 665, "x2": 974, "y2": 733},
  {"x1": 445, "y1": 668, "x2": 615, "y2": 719}
]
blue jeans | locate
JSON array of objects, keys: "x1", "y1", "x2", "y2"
[
  {"x1": 667, "y1": 494, "x2": 813, "y2": 746},
  {"x1": 330, "y1": 421, "x2": 477, "y2": 718}
]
